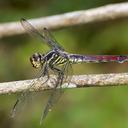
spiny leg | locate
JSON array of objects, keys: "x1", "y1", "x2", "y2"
[{"x1": 38, "y1": 63, "x2": 50, "y2": 85}]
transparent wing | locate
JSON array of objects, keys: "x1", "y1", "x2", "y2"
[
  {"x1": 11, "y1": 84, "x2": 34, "y2": 118},
  {"x1": 11, "y1": 63, "x2": 49, "y2": 118},
  {"x1": 21, "y1": 18, "x2": 65, "y2": 51},
  {"x1": 40, "y1": 61, "x2": 73, "y2": 124}
]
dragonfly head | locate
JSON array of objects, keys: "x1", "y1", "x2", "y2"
[{"x1": 30, "y1": 53, "x2": 44, "y2": 68}]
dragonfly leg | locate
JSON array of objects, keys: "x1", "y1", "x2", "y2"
[
  {"x1": 51, "y1": 66, "x2": 64, "y2": 87},
  {"x1": 38, "y1": 63, "x2": 50, "y2": 85}
]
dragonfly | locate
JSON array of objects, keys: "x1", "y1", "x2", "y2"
[{"x1": 11, "y1": 18, "x2": 128, "y2": 124}]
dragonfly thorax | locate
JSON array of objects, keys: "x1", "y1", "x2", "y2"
[{"x1": 30, "y1": 52, "x2": 44, "y2": 68}]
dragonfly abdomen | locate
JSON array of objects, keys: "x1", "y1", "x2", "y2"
[{"x1": 69, "y1": 54, "x2": 128, "y2": 64}]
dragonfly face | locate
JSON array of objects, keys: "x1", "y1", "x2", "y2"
[{"x1": 30, "y1": 52, "x2": 44, "y2": 68}]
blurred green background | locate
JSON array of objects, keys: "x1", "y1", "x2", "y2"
[{"x1": 0, "y1": 0, "x2": 128, "y2": 128}]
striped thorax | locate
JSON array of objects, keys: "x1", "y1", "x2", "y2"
[{"x1": 30, "y1": 50, "x2": 69, "y2": 69}]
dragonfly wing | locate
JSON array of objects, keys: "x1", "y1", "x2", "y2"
[
  {"x1": 42, "y1": 27, "x2": 65, "y2": 51},
  {"x1": 40, "y1": 85, "x2": 64, "y2": 124},
  {"x1": 21, "y1": 18, "x2": 65, "y2": 51},
  {"x1": 11, "y1": 86, "x2": 33, "y2": 118},
  {"x1": 11, "y1": 63, "x2": 49, "y2": 118},
  {"x1": 40, "y1": 61, "x2": 72, "y2": 124}
]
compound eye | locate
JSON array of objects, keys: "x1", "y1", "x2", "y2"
[
  {"x1": 30, "y1": 53, "x2": 42, "y2": 68},
  {"x1": 33, "y1": 53, "x2": 41, "y2": 61}
]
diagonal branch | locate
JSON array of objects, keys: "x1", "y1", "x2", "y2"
[
  {"x1": 0, "y1": 2, "x2": 128, "y2": 38},
  {"x1": 0, "y1": 73, "x2": 128, "y2": 95}
]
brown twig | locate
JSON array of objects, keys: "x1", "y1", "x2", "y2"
[
  {"x1": 0, "y1": 2, "x2": 128, "y2": 38},
  {"x1": 0, "y1": 73, "x2": 128, "y2": 95}
]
